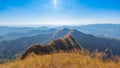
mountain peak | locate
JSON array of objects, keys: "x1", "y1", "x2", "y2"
[
  {"x1": 56, "y1": 28, "x2": 70, "y2": 35},
  {"x1": 62, "y1": 28, "x2": 70, "y2": 31}
]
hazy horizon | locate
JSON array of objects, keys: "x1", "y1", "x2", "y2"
[
  {"x1": 0, "y1": 0, "x2": 120, "y2": 26},
  {"x1": 0, "y1": 23, "x2": 120, "y2": 28}
]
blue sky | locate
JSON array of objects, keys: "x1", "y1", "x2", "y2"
[{"x1": 0, "y1": 0, "x2": 120, "y2": 26}]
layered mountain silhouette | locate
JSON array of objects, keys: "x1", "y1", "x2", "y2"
[
  {"x1": 21, "y1": 35, "x2": 82, "y2": 59},
  {"x1": 61, "y1": 24, "x2": 120, "y2": 40},
  {"x1": 0, "y1": 28, "x2": 120, "y2": 59},
  {"x1": 0, "y1": 29, "x2": 56, "y2": 42},
  {"x1": 0, "y1": 34, "x2": 52, "y2": 59}
]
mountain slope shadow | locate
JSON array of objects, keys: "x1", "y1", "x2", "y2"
[{"x1": 20, "y1": 35, "x2": 82, "y2": 59}]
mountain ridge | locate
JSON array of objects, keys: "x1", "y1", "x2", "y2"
[{"x1": 20, "y1": 34, "x2": 82, "y2": 59}]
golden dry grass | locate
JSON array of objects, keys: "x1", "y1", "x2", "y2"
[{"x1": 0, "y1": 52, "x2": 120, "y2": 68}]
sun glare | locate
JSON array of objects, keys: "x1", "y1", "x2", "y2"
[{"x1": 53, "y1": 0, "x2": 57, "y2": 8}]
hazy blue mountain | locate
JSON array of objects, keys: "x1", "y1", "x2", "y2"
[
  {"x1": 0, "y1": 26, "x2": 34, "y2": 35},
  {"x1": 78, "y1": 24, "x2": 120, "y2": 40},
  {"x1": 0, "y1": 26, "x2": 52, "y2": 36},
  {"x1": 0, "y1": 28, "x2": 56, "y2": 42},
  {"x1": 58, "y1": 24, "x2": 120, "y2": 40}
]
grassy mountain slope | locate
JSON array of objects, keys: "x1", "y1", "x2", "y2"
[
  {"x1": 0, "y1": 53, "x2": 120, "y2": 68},
  {"x1": 70, "y1": 29, "x2": 120, "y2": 57},
  {"x1": 20, "y1": 35, "x2": 82, "y2": 59}
]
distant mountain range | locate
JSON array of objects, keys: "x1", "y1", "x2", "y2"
[
  {"x1": 59, "y1": 24, "x2": 120, "y2": 40},
  {"x1": 0, "y1": 26, "x2": 120, "y2": 59},
  {"x1": 0, "y1": 24, "x2": 120, "y2": 41},
  {"x1": 0, "y1": 24, "x2": 120, "y2": 60},
  {"x1": 0, "y1": 29, "x2": 56, "y2": 42}
]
